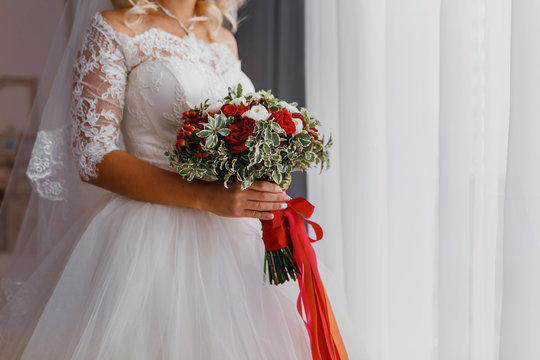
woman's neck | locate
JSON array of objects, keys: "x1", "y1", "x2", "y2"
[{"x1": 158, "y1": 0, "x2": 197, "y2": 20}]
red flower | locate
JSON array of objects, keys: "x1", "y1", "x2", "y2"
[
  {"x1": 236, "y1": 105, "x2": 250, "y2": 116},
  {"x1": 221, "y1": 104, "x2": 237, "y2": 117},
  {"x1": 183, "y1": 124, "x2": 195, "y2": 132},
  {"x1": 225, "y1": 117, "x2": 255, "y2": 153},
  {"x1": 272, "y1": 108, "x2": 296, "y2": 135}
]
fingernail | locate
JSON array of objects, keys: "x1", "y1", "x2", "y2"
[
  {"x1": 280, "y1": 203, "x2": 287, "y2": 209},
  {"x1": 269, "y1": 213, "x2": 274, "y2": 219},
  {"x1": 285, "y1": 195, "x2": 292, "y2": 200}
]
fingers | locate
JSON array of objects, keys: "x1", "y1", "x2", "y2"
[
  {"x1": 218, "y1": 181, "x2": 293, "y2": 220},
  {"x1": 246, "y1": 200, "x2": 288, "y2": 212},
  {"x1": 246, "y1": 189, "x2": 290, "y2": 202},
  {"x1": 249, "y1": 181, "x2": 283, "y2": 193},
  {"x1": 241, "y1": 209, "x2": 275, "y2": 220}
]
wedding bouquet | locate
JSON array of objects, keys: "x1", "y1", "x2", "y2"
[
  {"x1": 166, "y1": 84, "x2": 332, "y2": 285},
  {"x1": 166, "y1": 85, "x2": 348, "y2": 359}
]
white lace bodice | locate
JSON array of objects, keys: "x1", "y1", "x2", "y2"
[{"x1": 71, "y1": 12, "x2": 255, "y2": 180}]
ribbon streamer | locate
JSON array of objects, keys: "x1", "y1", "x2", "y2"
[{"x1": 261, "y1": 197, "x2": 349, "y2": 360}]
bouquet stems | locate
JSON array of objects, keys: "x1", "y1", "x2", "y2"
[{"x1": 264, "y1": 244, "x2": 300, "y2": 285}]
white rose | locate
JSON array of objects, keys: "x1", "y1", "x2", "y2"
[
  {"x1": 206, "y1": 101, "x2": 223, "y2": 114},
  {"x1": 230, "y1": 96, "x2": 247, "y2": 106},
  {"x1": 245, "y1": 92, "x2": 262, "y2": 101},
  {"x1": 278, "y1": 100, "x2": 301, "y2": 114},
  {"x1": 242, "y1": 104, "x2": 270, "y2": 121},
  {"x1": 292, "y1": 117, "x2": 303, "y2": 135}
]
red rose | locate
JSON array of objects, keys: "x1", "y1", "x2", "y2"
[
  {"x1": 272, "y1": 108, "x2": 296, "y2": 135},
  {"x1": 236, "y1": 105, "x2": 250, "y2": 116},
  {"x1": 221, "y1": 104, "x2": 237, "y2": 117},
  {"x1": 225, "y1": 117, "x2": 255, "y2": 153}
]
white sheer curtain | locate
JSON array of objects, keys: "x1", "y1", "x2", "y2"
[{"x1": 305, "y1": 1, "x2": 540, "y2": 359}]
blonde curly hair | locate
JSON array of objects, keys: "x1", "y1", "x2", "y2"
[{"x1": 110, "y1": 0, "x2": 245, "y2": 41}]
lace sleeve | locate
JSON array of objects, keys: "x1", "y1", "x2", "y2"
[{"x1": 71, "y1": 14, "x2": 127, "y2": 181}]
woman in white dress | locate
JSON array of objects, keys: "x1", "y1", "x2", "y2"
[{"x1": 0, "y1": 0, "x2": 318, "y2": 358}]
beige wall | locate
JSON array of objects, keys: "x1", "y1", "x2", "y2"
[
  {"x1": 0, "y1": 0, "x2": 65, "y2": 254},
  {"x1": 0, "y1": 0, "x2": 64, "y2": 76},
  {"x1": 0, "y1": 0, "x2": 64, "y2": 134}
]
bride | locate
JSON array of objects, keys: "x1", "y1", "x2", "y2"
[{"x1": 0, "y1": 0, "x2": 322, "y2": 358}]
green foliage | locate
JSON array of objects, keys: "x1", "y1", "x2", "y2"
[{"x1": 166, "y1": 84, "x2": 333, "y2": 190}]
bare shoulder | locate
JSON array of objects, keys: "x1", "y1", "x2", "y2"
[
  {"x1": 99, "y1": 9, "x2": 139, "y2": 36},
  {"x1": 214, "y1": 27, "x2": 239, "y2": 60}
]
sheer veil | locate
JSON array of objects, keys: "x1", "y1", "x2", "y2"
[{"x1": 0, "y1": 0, "x2": 118, "y2": 357}]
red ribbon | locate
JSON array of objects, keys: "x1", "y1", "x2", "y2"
[{"x1": 261, "y1": 197, "x2": 349, "y2": 360}]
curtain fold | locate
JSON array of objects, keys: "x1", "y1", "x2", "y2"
[
  {"x1": 306, "y1": 0, "x2": 538, "y2": 359},
  {"x1": 499, "y1": 1, "x2": 540, "y2": 359}
]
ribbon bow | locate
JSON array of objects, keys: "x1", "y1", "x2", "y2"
[{"x1": 262, "y1": 197, "x2": 349, "y2": 360}]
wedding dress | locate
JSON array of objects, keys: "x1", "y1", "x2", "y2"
[{"x1": 6, "y1": 12, "x2": 314, "y2": 359}]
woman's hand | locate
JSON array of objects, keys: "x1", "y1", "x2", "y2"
[
  {"x1": 198, "y1": 181, "x2": 291, "y2": 220},
  {"x1": 87, "y1": 150, "x2": 290, "y2": 219}
]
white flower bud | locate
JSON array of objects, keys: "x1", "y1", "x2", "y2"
[
  {"x1": 292, "y1": 117, "x2": 303, "y2": 135},
  {"x1": 278, "y1": 100, "x2": 301, "y2": 114},
  {"x1": 206, "y1": 101, "x2": 223, "y2": 114},
  {"x1": 230, "y1": 97, "x2": 247, "y2": 106},
  {"x1": 242, "y1": 105, "x2": 271, "y2": 121}
]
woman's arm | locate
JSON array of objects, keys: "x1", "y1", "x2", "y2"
[
  {"x1": 89, "y1": 150, "x2": 289, "y2": 220},
  {"x1": 73, "y1": 12, "x2": 286, "y2": 220}
]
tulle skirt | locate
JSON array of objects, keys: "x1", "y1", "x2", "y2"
[{"x1": 19, "y1": 195, "x2": 312, "y2": 359}]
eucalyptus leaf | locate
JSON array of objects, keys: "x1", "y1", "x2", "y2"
[
  {"x1": 272, "y1": 170, "x2": 282, "y2": 185},
  {"x1": 241, "y1": 175, "x2": 254, "y2": 190},
  {"x1": 254, "y1": 148, "x2": 262, "y2": 163},
  {"x1": 271, "y1": 133, "x2": 280, "y2": 146},
  {"x1": 178, "y1": 167, "x2": 191, "y2": 176},
  {"x1": 217, "y1": 128, "x2": 231, "y2": 136},
  {"x1": 206, "y1": 134, "x2": 217, "y2": 148},
  {"x1": 270, "y1": 121, "x2": 285, "y2": 134},
  {"x1": 264, "y1": 127, "x2": 272, "y2": 140},
  {"x1": 236, "y1": 83, "x2": 243, "y2": 98},
  {"x1": 197, "y1": 130, "x2": 213, "y2": 138}
]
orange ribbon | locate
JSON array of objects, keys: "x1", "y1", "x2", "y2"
[{"x1": 261, "y1": 197, "x2": 349, "y2": 360}]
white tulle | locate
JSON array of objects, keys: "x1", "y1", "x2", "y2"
[{"x1": 20, "y1": 195, "x2": 311, "y2": 359}]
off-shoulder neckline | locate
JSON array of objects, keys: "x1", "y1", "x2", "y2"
[{"x1": 93, "y1": 12, "x2": 240, "y2": 63}]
